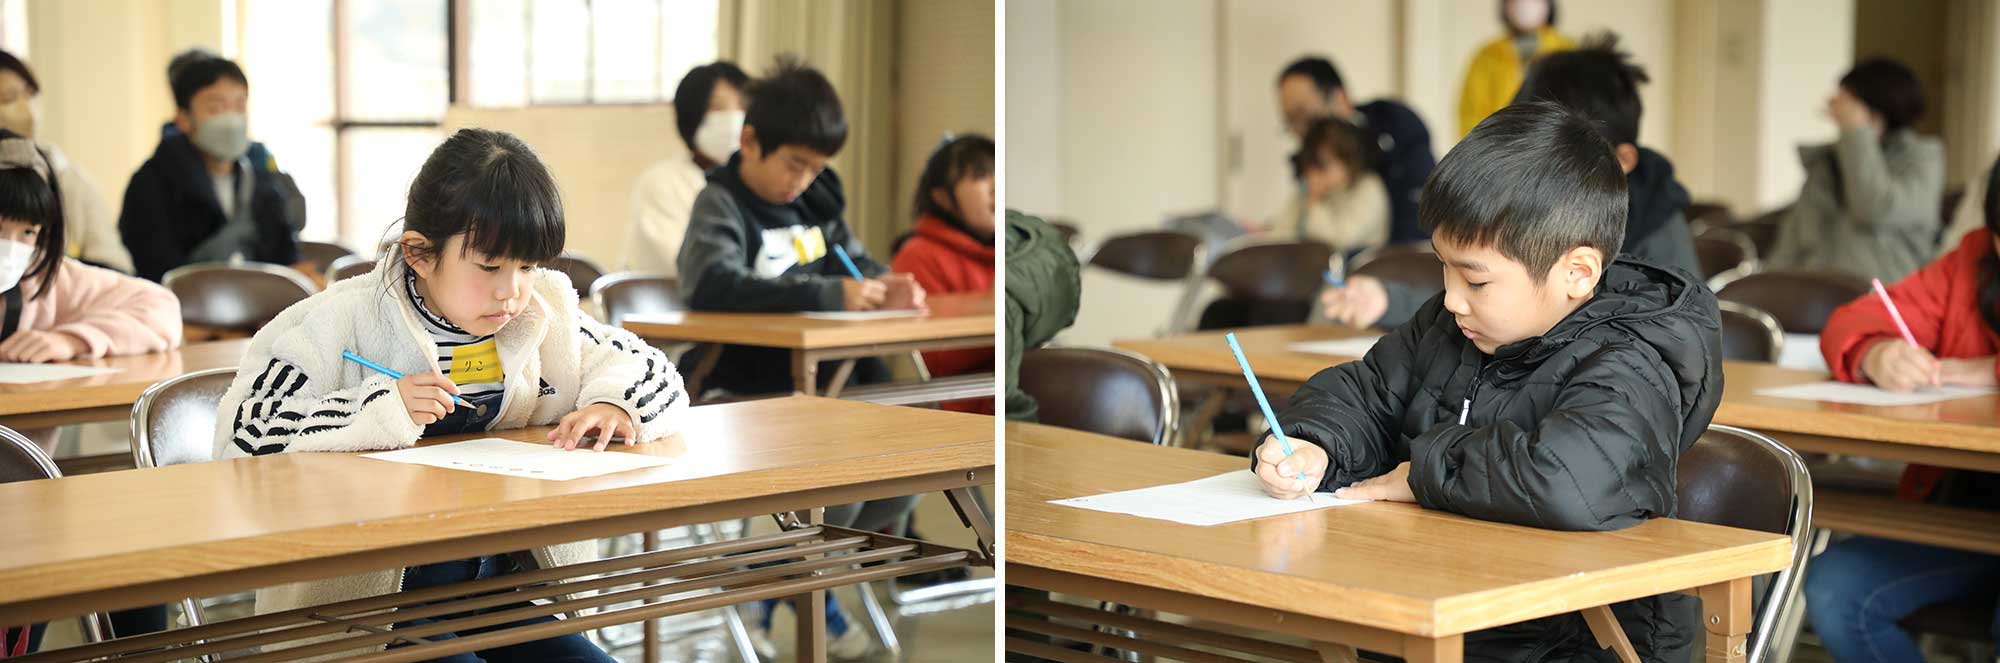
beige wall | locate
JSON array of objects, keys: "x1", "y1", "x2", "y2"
[
  {"x1": 28, "y1": 0, "x2": 231, "y2": 218},
  {"x1": 894, "y1": 0, "x2": 995, "y2": 230},
  {"x1": 1001, "y1": 0, "x2": 1061, "y2": 217}
]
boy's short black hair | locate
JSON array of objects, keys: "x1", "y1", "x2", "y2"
[
  {"x1": 0, "y1": 50, "x2": 39, "y2": 95},
  {"x1": 1841, "y1": 57, "x2": 1925, "y2": 133},
  {"x1": 1421, "y1": 101, "x2": 1627, "y2": 279},
  {"x1": 1514, "y1": 32, "x2": 1645, "y2": 146},
  {"x1": 1277, "y1": 56, "x2": 1343, "y2": 97},
  {"x1": 744, "y1": 55, "x2": 846, "y2": 157},
  {"x1": 673, "y1": 61, "x2": 750, "y2": 150},
  {"x1": 171, "y1": 57, "x2": 248, "y2": 111}
]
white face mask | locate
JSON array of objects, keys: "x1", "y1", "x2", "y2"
[
  {"x1": 693, "y1": 110, "x2": 745, "y2": 164},
  {"x1": 0, "y1": 239, "x2": 35, "y2": 293},
  {"x1": 1505, "y1": 0, "x2": 1549, "y2": 32}
]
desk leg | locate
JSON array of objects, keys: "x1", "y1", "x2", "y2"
[
  {"x1": 824, "y1": 359, "x2": 858, "y2": 398},
  {"x1": 685, "y1": 343, "x2": 722, "y2": 401},
  {"x1": 1581, "y1": 605, "x2": 1641, "y2": 663},
  {"x1": 944, "y1": 486, "x2": 994, "y2": 560},
  {"x1": 1184, "y1": 388, "x2": 1227, "y2": 449},
  {"x1": 1405, "y1": 635, "x2": 1463, "y2": 663},
  {"x1": 793, "y1": 351, "x2": 819, "y2": 397},
  {"x1": 790, "y1": 507, "x2": 828, "y2": 663},
  {"x1": 1700, "y1": 578, "x2": 1752, "y2": 663},
  {"x1": 1315, "y1": 642, "x2": 1361, "y2": 663},
  {"x1": 642, "y1": 529, "x2": 660, "y2": 663}
]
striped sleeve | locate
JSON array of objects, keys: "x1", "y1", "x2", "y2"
[
  {"x1": 574, "y1": 316, "x2": 688, "y2": 441},
  {"x1": 225, "y1": 357, "x2": 421, "y2": 455}
]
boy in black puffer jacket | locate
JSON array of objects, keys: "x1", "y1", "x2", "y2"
[{"x1": 1254, "y1": 101, "x2": 1723, "y2": 663}]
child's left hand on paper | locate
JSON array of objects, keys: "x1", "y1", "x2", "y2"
[
  {"x1": 548, "y1": 402, "x2": 638, "y2": 452},
  {"x1": 880, "y1": 273, "x2": 928, "y2": 310},
  {"x1": 1333, "y1": 461, "x2": 1416, "y2": 503},
  {"x1": 0, "y1": 330, "x2": 86, "y2": 363}
]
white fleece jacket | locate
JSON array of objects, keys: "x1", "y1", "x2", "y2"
[{"x1": 210, "y1": 260, "x2": 689, "y2": 657}]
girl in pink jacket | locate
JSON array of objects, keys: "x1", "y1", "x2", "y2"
[{"x1": 0, "y1": 131, "x2": 181, "y2": 451}]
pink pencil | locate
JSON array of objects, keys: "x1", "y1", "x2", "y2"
[{"x1": 1870, "y1": 278, "x2": 1920, "y2": 348}]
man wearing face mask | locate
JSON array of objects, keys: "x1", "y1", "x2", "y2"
[
  {"x1": 621, "y1": 61, "x2": 749, "y2": 277},
  {"x1": 158, "y1": 48, "x2": 302, "y2": 236},
  {"x1": 118, "y1": 55, "x2": 298, "y2": 283},
  {"x1": 0, "y1": 50, "x2": 132, "y2": 274}
]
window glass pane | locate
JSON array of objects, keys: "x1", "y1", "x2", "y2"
[
  {"x1": 342, "y1": 0, "x2": 448, "y2": 121},
  {"x1": 467, "y1": 0, "x2": 528, "y2": 107},
  {"x1": 659, "y1": 0, "x2": 719, "y2": 99},
  {"x1": 529, "y1": 0, "x2": 589, "y2": 103},
  {"x1": 242, "y1": 0, "x2": 338, "y2": 244},
  {"x1": 341, "y1": 128, "x2": 442, "y2": 252},
  {"x1": 589, "y1": 0, "x2": 659, "y2": 103}
]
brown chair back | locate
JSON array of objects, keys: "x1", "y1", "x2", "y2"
[
  {"x1": 591, "y1": 273, "x2": 687, "y2": 326},
  {"x1": 1694, "y1": 227, "x2": 1757, "y2": 284},
  {"x1": 327, "y1": 255, "x2": 377, "y2": 283},
  {"x1": 547, "y1": 254, "x2": 608, "y2": 303},
  {"x1": 1195, "y1": 240, "x2": 1334, "y2": 329},
  {"x1": 1677, "y1": 425, "x2": 1813, "y2": 663},
  {"x1": 1087, "y1": 231, "x2": 1201, "y2": 280},
  {"x1": 296, "y1": 241, "x2": 355, "y2": 274},
  {"x1": 0, "y1": 424, "x2": 58, "y2": 484},
  {"x1": 1016, "y1": 346, "x2": 1178, "y2": 446},
  {"x1": 1716, "y1": 271, "x2": 1868, "y2": 335},
  {"x1": 163, "y1": 263, "x2": 317, "y2": 332},
  {"x1": 1717, "y1": 301, "x2": 1785, "y2": 363},
  {"x1": 1348, "y1": 244, "x2": 1445, "y2": 295}
]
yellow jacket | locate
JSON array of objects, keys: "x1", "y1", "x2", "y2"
[{"x1": 1457, "y1": 28, "x2": 1574, "y2": 138}]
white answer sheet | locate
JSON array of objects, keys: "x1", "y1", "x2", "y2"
[
  {"x1": 361, "y1": 438, "x2": 671, "y2": 481},
  {"x1": 1050, "y1": 471, "x2": 1368, "y2": 526},
  {"x1": 0, "y1": 363, "x2": 120, "y2": 384},
  {"x1": 1287, "y1": 336, "x2": 1383, "y2": 358},
  {"x1": 1755, "y1": 381, "x2": 1999, "y2": 407}
]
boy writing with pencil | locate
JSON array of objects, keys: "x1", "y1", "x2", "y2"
[{"x1": 1253, "y1": 102, "x2": 1724, "y2": 663}]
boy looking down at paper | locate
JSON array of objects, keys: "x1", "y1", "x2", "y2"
[{"x1": 1253, "y1": 101, "x2": 1723, "y2": 663}]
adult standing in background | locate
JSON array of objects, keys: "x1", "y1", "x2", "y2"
[
  {"x1": 1767, "y1": 57, "x2": 1944, "y2": 283},
  {"x1": 622, "y1": 61, "x2": 749, "y2": 276},
  {"x1": 1276, "y1": 56, "x2": 1434, "y2": 245},
  {"x1": 1457, "y1": 0, "x2": 1573, "y2": 138},
  {"x1": 0, "y1": 50, "x2": 132, "y2": 274}
]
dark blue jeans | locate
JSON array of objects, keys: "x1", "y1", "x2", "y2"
[
  {"x1": 391, "y1": 555, "x2": 614, "y2": 663},
  {"x1": 1803, "y1": 536, "x2": 2000, "y2": 663}
]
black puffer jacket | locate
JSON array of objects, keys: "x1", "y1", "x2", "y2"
[{"x1": 1269, "y1": 257, "x2": 1723, "y2": 663}]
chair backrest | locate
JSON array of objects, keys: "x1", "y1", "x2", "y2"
[
  {"x1": 1716, "y1": 270, "x2": 1869, "y2": 335},
  {"x1": 1347, "y1": 244, "x2": 1445, "y2": 295},
  {"x1": 296, "y1": 241, "x2": 355, "y2": 273},
  {"x1": 163, "y1": 262, "x2": 318, "y2": 332},
  {"x1": 590, "y1": 272, "x2": 686, "y2": 326},
  {"x1": 1685, "y1": 201, "x2": 1735, "y2": 229},
  {"x1": 1676, "y1": 424, "x2": 1813, "y2": 663},
  {"x1": 1087, "y1": 231, "x2": 1202, "y2": 281},
  {"x1": 1694, "y1": 227, "x2": 1758, "y2": 287},
  {"x1": 0, "y1": 424, "x2": 59, "y2": 484},
  {"x1": 1732, "y1": 207, "x2": 1788, "y2": 259},
  {"x1": 1194, "y1": 240, "x2": 1334, "y2": 330},
  {"x1": 132, "y1": 368, "x2": 237, "y2": 469},
  {"x1": 1016, "y1": 346, "x2": 1179, "y2": 446},
  {"x1": 1717, "y1": 301, "x2": 1786, "y2": 363},
  {"x1": 547, "y1": 254, "x2": 607, "y2": 303},
  {"x1": 327, "y1": 254, "x2": 378, "y2": 283}
]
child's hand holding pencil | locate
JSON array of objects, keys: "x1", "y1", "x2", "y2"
[{"x1": 1252, "y1": 435, "x2": 1328, "y2": 500}]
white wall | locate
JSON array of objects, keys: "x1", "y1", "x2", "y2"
[
  {"x1": 1757, "y1": 0, "x2": 1854, "y2": 210},
  {"x1": 1002, "y1": 0, "x2": 1061, "y2": 216}
]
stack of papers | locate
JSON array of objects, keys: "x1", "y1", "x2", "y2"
[
  {"x1": 1287, "y1": 336, "x2": 1382, "y2": 357},
  {"x1": 1050, "y1": 471, "x2": 1367, "y2": 526},
  {"x1": 0, "y1": 363, "x2": 120, "y2": 384},
  {"x1": 1755, "y1": 381, "x2": 1998, "y2": 406}
]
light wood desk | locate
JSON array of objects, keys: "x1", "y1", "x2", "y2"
[
  {"x1": 1120, "y1": 325, "x2": 2000, "y2": 556},
  {"x1": 1006, "y1": 422, "x2": 1791, "y2": 663},
  {"x1": 0, "y1": 396, "x2": 994, "y2": 663},
  {"x1": 621, "y1": 293, "x2": 996, "y2": 397},
  {"x1": 0, "y1": 338, "x2": 251, "y2": 430}
]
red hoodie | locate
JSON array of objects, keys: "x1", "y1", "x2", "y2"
[
  {"x1": 893, "y1": 216, "x2": 997, "y2": 413},
  {"x1": 1821, "y1": 227, "x2": 2000, "y2": 500}
]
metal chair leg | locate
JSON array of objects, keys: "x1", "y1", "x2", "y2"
[
  {"x1": 856, "y1": 581, "x2": 902, "y2": 655},
  {"x1": 1769, "y1": 528, "x2": 1832, "y2": 663},
  {"x1": 722, "y1": 603, "x2": 761, "y2": 663}
]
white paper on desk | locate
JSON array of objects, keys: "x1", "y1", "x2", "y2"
[
  {"x1": 360, "y1": 438, "x2": 671, "y2": 481},
  {"x1": 0, "y1": 363, "x2": 120, "y2": 384},
  {"x1": 1287, "y1": 336, "x2": 1383, "y2": 358},
  {"x1": 1756, "y1": 381, "x2": 1998, "y2": 406},
  {"x1": 1777, "y1": 334, "x2": 1829, "y2": 372},
  {"x1": 1050, "y1": 471, "x2": 1367, "y2": 526},
  {"x1": 800, "y1": 309, "x2": 927, "y2": 321}
]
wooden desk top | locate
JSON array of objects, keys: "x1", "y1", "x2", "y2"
[
  {"x1": 1112, "y1": 325, "x2": 1364, "y2": 387},
  {"x1": 0, "y1": 339, "x2": 251, "y2": 417},
  {"x1": 0, "y1": 396, "x2": 993, "y2": 620},
  {"x1": 1006, "y1": 422, "x2": 1791, "y2": 638},
  {"x1": 621, "y1": 293, "x2": 995, "y2": 349},
  {"x1": 1119, "y1": 324, "x2": 2000, "y2": 453}
]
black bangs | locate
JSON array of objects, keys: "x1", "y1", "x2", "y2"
[
  {"x1": 403, "y1": 128, "x2": 566, "y2": 266},
  {"x1": 1421, "y1": 101, "x2": 1626, "y2": 279},
  {"x1": 0, "y1": 164, "x2": 66, "y2": 301}
]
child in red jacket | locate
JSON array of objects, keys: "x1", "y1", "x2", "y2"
[
  {"x1": 893, "y1": 134, "x2": 994, "y2": 412},
  {"x1": 1806, "y1": 155, "x2": 2000, "y2": 663}
]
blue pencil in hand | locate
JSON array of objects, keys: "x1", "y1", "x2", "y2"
[
  {"x1": 1226, "y1": 333, "x2": 1306, "y2": 481},
  {"x1": 831, "y1": 244, "x2": 866, "y2": 280},
  {"x1": 341, "y1": 350, "x2": 480, "y2": 415}
]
